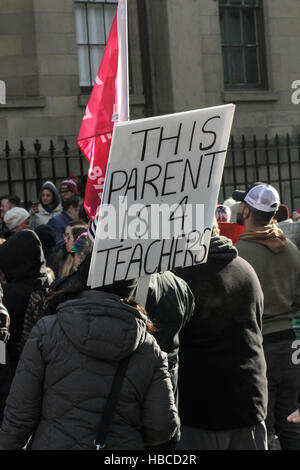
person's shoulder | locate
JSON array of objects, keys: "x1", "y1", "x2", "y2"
[
  {"x1": 48, "y1": 214, "x2": 60, "y2": 224},
  {"x1": 235, "y1": 238, "x2": 266, "y2": 255},
  {"x1": 137, "y1": 330, "x2": 168, "y2": 364},
  {"x1": 47, "y1": 212, "x2": 65, "y2": 227},
  {"x1": 284, "y1": 238, "x2": 300, "y2": 259},
  {"x1": 231, "y1": 255, "x2": 263, "y2": 290},
  {"x1": 53, "y1": 203, "x2": 63, "y2": 215},
  {"x1": 26, "y1": 313, "x2": 59, "y2": 345}
]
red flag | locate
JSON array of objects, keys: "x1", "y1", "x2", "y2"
[{"x1": 77, "y1": 0, "x2": 129, "y2": 218}]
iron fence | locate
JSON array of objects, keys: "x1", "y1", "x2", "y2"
[
  {"x1": 0, "y1": 139, "x2": 89, "y2": 207},
  {"x1": 221, "y1": 134, "x2": 300, "y2": 211},
  {"x1": 1, "y1": 134, "x2": 300, "y2": 211}
]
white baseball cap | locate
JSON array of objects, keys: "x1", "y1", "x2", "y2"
[{"x1": 232, "y1": 182, "x2": 280, "y2": 213}]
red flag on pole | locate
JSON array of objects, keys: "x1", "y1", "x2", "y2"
[{"x1": 77, "y1": 0, "x2": 129, "y2": 218}]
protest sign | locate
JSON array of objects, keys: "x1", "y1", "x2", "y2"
[{"x1": 88, "y1": 104, "x2": 235, "y2": 289}]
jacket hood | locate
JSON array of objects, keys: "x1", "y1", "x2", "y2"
[
  {"x1": 0, "y1": 229, "x2": 48, "y2": 284},
  {"x1": 39, "y1": 181, "x2": 61, "y2": 212},
  {"x1": 56, "y1": 290, "x2": 147, "y2": 361},
  {"x1": 238, "y1": 223, "x2": 286, "y2": 253},
  {"x1": 208, "y1": 236, "x2": 238, "y2": 260}
]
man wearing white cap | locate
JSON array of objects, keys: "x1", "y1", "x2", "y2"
[
  {"x1": 234, "y1": 182, "x2": 300, "y2": 450},
  {"x1": 3, "y1": 207, "x2": 30, "y2": 234}
]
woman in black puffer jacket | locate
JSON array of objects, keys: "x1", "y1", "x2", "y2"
[{"x1": 0, "y1": 282, "x2": 178, "y2": 450}]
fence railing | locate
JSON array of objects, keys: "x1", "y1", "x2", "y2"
[
  {"x1": 221, "y1": 134, "x2": 300, "y2": 211},
  {"x1": 0, "y1": 140, "x2": 89, "y2": 207},
  {"x1": 1, "y1": 134, "x2": 300, "y2": 211}
]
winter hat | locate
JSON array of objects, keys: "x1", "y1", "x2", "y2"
[
  {"x1": 232, "y1": 182, "x2": 280, "y2": 213},
  {"x1": 0, "y1": 229, "x2": 47, "y2": 283},
  {"x1": 39, "y1": 181, "x2": 60, "y2": 208},
  {"x1": 275, "y1": 204, "x2": 290, "y2": 223},
  {"x1": 59, "y1": 176, "x2": 79, "y2": 194},
  {"x1": 215, "y1": 205, "x2": 231, "y2": 223},
  {"x1": 4, "y1": 207, "x2": 30, "y2": 231},
  {"x1": 72, "y1": 232, "x2": 88, "y2": 255}
]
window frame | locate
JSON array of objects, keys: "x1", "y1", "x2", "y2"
[
  {"x1": 74, "y1": 0, "x2": 118, "y2": 92},
  {"x1": 219, "y1": 0, "x2": 268, "y2": 90}
]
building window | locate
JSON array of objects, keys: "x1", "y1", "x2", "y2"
[
  {"x1": 219, "y1": 0, "x2": 268, "y2": 89},
  {"x1": 75, "y1": 0, "x2": 118, "y2": 90}
]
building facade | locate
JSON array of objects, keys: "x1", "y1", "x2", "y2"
[{"x1": 0, "y1": 0, "x2": 300, "y2": 204}]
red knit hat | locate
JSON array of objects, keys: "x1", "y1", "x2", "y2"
[
  {"x1": 275, "y1": 203, "x2": 289, "y2": 222},
  {"x1": 59, "y1": 176, "x2": 79, "y2": 194}
]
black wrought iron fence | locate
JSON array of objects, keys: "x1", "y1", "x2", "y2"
[
  {"x1": 1, "y1": 134, "x2": 300, "y2": 211},
  {"x1": 220, "y1": 134, "x2": 300, "y2": 211},
  {"x1": 0, "y1": 139, "x2": 89, "y2": 207}
]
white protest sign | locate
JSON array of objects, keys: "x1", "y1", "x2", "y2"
[{"x1": 88, "y1": 104, "x2": 235, "y2": 288}]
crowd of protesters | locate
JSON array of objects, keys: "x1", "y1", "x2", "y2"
[{"x1": 0, "y1": 177, "x2": 299, "y2": 450}]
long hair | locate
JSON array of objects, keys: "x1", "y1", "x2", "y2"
[
  {"x1": 121, "y1": 297, "x2": 157, "y2": 334},
  {"x1": 61, "y1": 223, "x2": 87, "y2": 277}
]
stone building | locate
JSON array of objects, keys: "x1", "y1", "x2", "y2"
[{"x1": 0, "y1": 0, "x2": 300, "y2": 205}]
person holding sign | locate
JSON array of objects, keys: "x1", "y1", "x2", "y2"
[{"x1": 175, "y1": 219, "x2": 268, "y2": 450}]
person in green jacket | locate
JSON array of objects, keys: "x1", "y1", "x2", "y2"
[{"x1": 233, "y1": 182, "x2": 300, "y2": 450}]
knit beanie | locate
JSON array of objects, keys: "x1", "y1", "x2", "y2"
[
  {"x1": 0, "y1": 229, "x2": 47, "y2": 283},
  {"x1": 215, "y1": 205, "x2": 231, "y2": 223},
  {"x1": 39, "y1": 180, "x2": 60, "y2": 209},
  {"x1": 275, "y1": 204, "x2": 290, "y2": 223},
  {"x1": 4, "y1": 207, "x2": 30, "y2": 231},
  {"x1": 72, "y1": 232, "x2": 88, "y2": 255},
  {"x1": 59, "y1": 176, "x2": 79, "y2": 194}
]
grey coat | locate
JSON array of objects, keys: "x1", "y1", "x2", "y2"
[{"x1": 0, "y1": 290, "x2": 178, "y2": 450}]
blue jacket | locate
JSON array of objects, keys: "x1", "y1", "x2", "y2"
[{"x1": 48, "y1": 212, "x2": 72, "y2": 252}]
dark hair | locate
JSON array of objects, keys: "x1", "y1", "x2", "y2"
[
  {"x1": 43, "y1": 286, "x2": 80, "y2": 316},
  {"x1": 245, "y1": 203, "x2": 275, "y2": 226},
  {"x1": 121, "y1": 297, "x2": 157, "y2": 334},
  {"x1": 63, "y1": 195, "x2": 81, "y2": 212},
  {"x1": 78, "y1": 202, "x2": 90, "y2": 224},
  {"x1": 1, "y1": 194, "x2": 20, "y2": 207},
  {"x1": 65, "y1": 221, "x2": 88, "y2": 241},
  {"x1": 71, "y1": 224, "x2": 88, "y2": 242}
]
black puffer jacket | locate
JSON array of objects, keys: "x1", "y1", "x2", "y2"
[{"x1": 0, "y1": 290, "x2": 178, "y2": 450}]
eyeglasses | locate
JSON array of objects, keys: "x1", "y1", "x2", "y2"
[{"x1": 63, "y1": 233, "x2": 74, "y2": 241}]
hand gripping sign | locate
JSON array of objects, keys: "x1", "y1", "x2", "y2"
[{"x1": 88, "y1": 104, "x2": 235, "y2": 289}]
